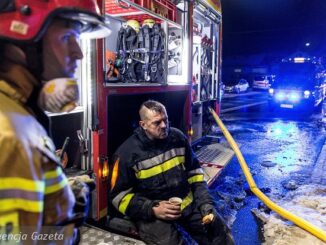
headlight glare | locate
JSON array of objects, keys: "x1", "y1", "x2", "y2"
[
  {"x1": 276, "y1": 92, "x2": 285, "y2": 100},
  {"x1": 303, "y1": 90, "x2": 310, "y2": 98},
  {"x1": 289, "y1": 92, "x2": 300, "y2": 102}
]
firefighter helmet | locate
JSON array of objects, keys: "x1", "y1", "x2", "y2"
[
  {"x1": 0, "y1": 0, "x2": 110, "y2": 42},
  {"x1": 126, "y1": 19, "x2": 140, "y2": 33},
  {"x1": 142, "y1": 19, "x2": 155, "y2": 28}
]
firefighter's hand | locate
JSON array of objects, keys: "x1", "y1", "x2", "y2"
[
  {"x1": 200, "y1": 203, "x2": 218, "y2": 225},
  {"x1": 200, "y1": 204, "x2": 235, "y2": 244},
  {"x1": 55, "y1": 149, "x2": 68, "y2": 168},
  {"x1": 152, "y1": 201, "x2": 181, "y2": 221},
  {"x1": 69, "y1": 175, "x2": 96, "y2": 191},
  {"x1": 68, "y1": 175, "x2": 95, "y2": 226}
]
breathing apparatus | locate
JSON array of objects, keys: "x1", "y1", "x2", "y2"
[{"x1": 116, "y1": 18, "x2": 165, "y2": 83}]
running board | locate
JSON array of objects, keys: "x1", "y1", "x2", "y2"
[
  {"x1": 195, "y1": 143, "x2": 235, "y2": 186},
  {"x1": 80, "y1": 224, "x2": 145, "y2": 244}
]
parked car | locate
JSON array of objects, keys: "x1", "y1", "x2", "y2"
[
  {"x1": 224, "y1": 79, "x2": 249, "y2": 93},
  {"x1": 268, "y1": 60, "x2": 326, "y2": 112},
  {"x1": 252, "y1": 75, "x2": 274, "y2": 90}
]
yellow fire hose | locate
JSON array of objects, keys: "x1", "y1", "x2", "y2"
[{"x1": 208, "y1": 107, "x2": 326, "y2": 242}]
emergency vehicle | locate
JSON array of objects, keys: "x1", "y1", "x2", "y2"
[
  {"x1": 49, "y1": 0, "x2": 234, "y2": 242},
  {"x1": 268, "y1": 57, "x2": 326, "y2": 113}
]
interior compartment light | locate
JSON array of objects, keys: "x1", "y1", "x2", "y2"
[
  {"x1": 100, "y1": 157, "x2": 109, "y2": 181},
  {"x1": 188, "y1": 127, "x2": 193, "y2": 137}
]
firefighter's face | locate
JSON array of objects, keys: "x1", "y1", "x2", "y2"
[
  {"x1": 141, "y1": 109, "x2": 169, "y2": 140},
  {"x1": 42, "y1": 19, "x2": 83, "y2": 80}
]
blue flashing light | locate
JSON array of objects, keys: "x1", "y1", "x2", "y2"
[
  {"x1": 304, "y1": 90, "x2": 310, "y2": 98},
  {"x1": 275, "y1": 92, "x2": 285, "y2": 100},
  {"x1": 269, "y1": 88, "x2": 274, "y2": 94},
  {"x1": 289, "y1": 92, "x2": 300, "y2": 102}
]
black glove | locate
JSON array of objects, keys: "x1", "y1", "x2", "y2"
[
  {"x1": 200, "y1": 203, "x2": 218, "y2": 224},
  {"x1": 200, "y1": 203, "x2": 235, "y2": 245},
  {"x1": 68, "y1": 175, "x2": 96, "y2": 227},
  {"x1": 200, "y1": 203, "x2": 217, "y2": 217}
]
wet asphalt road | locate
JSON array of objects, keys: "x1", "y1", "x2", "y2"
[{"x1": 210, "y1": 91, "x2": 326, "y2": 245}]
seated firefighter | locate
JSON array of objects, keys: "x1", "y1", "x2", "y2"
[{"x1": 109, "y1": 100, "x2": 234, "y2": 245}]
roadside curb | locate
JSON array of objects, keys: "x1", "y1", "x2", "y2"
[{"x1": 311, "y1": 138, "x2": 326, "y2": 185}]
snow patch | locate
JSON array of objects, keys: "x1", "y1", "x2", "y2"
[{"x1": 253, "y1": 184, "x2": 326, "y2": 245}]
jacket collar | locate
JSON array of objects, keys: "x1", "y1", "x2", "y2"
[
  {"x1": 0, "y1": 62, "x2": 39, "y2": 103},
  {"x1": 134, "y1": 127, "x2": 170, "y2": 148},
  {"x1": 0, "y1": 62, "x2": 49, "y2": 132}
]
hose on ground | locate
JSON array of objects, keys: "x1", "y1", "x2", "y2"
[{"x1": 209, "y1": 107, "x2": 326, "y2": 242}]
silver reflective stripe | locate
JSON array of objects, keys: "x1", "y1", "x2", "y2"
[
  {"x1": 112, "y1": 187, "x2": 133, "y2": 210},
  {"x1": 0, "y1": 189, "x2": 42, "y2": 201},
  {"x1": 188, "y1": 168, "x2": 204, "y2": 177},
  {"x1": 135, "y1": 147, "x2": 185, "y2": 171}
]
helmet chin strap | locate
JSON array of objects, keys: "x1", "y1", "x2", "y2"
[
  {"x1": 26, "y1": 86, "x2": 50, "y2": 135},
  {"x1": 21, "y1": 41, "x2": 50, "y2": 133},
  {"x1": 21, "y1": 41, "x2": 44, "y2": 82}
]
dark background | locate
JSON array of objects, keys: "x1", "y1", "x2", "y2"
[{"x1": 221, "y1": 0, "x2": 326, "y2": 57}]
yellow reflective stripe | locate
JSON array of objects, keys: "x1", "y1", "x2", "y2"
[
  {"x1": 137, "y1": 147, "x2": 185, "y2": 170},
  {"x1": 136, "y1": 156, "x2": 185, "y2": 179},
  {"x1": 44, "y1": 167, "x2": 63, "y2": 179},
  {"x1": 188, "y1": 174, "x2": 204, "y2": 184},
  {"x1": 0, "y1": 178, "x2": 44, "y2": 192},
  {"x1": 0, "y1": 199, "x2": 43, "y2": 213},
  {"x1": 45, "y1": 177, "x2": 68, "y2": 194},
  {"x1": 118, "y1": 193, "x2": 135, "y2": 215},
  {"x1": 181, "y1": 191, "x2": 193, "y2": 210}
]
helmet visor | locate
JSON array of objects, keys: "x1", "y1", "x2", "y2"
[{"x1": 59, "y1": 12, "x2": 111, "y2": 39}]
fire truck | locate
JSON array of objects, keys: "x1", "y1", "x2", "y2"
[{"x1": 49, "y1": 0, "x2": 234, "y2": 242}]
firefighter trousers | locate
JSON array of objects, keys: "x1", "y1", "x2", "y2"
[{"x1": 136, "y1": 206, "x2": 234, "y2": 245}]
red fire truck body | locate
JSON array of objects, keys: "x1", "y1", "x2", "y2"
[{"x1": 49, "y1": 0, "x2": 231, "y2": 241}]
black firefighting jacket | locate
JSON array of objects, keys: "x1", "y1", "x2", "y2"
[{"x1": 109, "y1": 127, "x2": 214, "y2": 221}]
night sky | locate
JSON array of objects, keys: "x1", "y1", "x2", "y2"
[{"x1": 221, "y1": 0, "x2": 326, "y2": 57}]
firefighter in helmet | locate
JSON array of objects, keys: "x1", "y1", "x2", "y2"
[{"x1": 0, "y1": 0, "x2": 110, "y2": 243}]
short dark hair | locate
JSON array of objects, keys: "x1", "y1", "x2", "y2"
[
  {"x1": 142, "y1": 100, "x2": 165, "y2": 112},
  {"x1": 139, "y1": 100, "x2": 166, "y2": 120}
]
